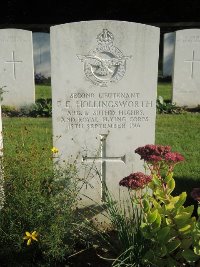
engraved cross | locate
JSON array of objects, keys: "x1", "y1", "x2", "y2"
[
  {"x1": 184, "y1": 50, "x2": 200, "y2": 78},
  {"x1": 5, "y1": 51, "x2": 23, "y2": 80},
  {"x1": 82, "y1": 134, "x2": 126, "y2": 201}
]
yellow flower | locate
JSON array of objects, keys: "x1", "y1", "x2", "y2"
[
  {"x1": 51, "y1": 147, "x2": 59, "y2": 153},
  {"x1": 23, "y1": 231, "x2": 38, "y2": 246}
]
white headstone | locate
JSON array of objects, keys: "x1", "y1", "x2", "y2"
[
  {"x1": 173, "y1": 29, "x2": 200, "y2": 107},
  {"x1": 51, "y1": 21, "x2": 160, "y2": 206},
  {"x1": 0, "y1": 29, "x2": 35, "y2": 107},
  {"x1": 163, "y1": 32, "x2": 175, "y2": 77},
  {"x1": 33, "y1": 32, "x2": 51, "y2": 78}
]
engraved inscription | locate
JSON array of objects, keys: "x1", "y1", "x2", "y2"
[
  {"x1": 184, "y1": 50, "x2": 200, "y2": 78},
  {"x1": 77, "y1": 29, "x2": 131, "y2": 87},
  {"x1": 82, "y1": 134, "x2": 126, "y2": 201},
  {"x1": 0, "y1": 36, "x2": 27, "y2": 43},
  {"x1": 56, "y1": 90, "x2": 154, "y2": 130},
  {"x1": 177, "y1": 35, "x2": 200, "y2": 43},
  {"x1": 5, "y1": 51, "x2": 23, "y2": 80}
]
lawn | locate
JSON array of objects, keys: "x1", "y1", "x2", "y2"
[
  {"x1": 157, "y1": 82, "x2": 172, "y2": 101},
  {"x1": 35, "y1": 84, "x2": 52, "y2": 99},
  {"x1": 3, "y1": 117, "x2": 52, "y2": 157}
]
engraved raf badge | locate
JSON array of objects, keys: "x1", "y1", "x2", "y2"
[{"x1": 77, "y1": 29, "x2": 131, "y2": 87}]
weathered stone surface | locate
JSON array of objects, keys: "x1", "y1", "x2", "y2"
[
  {"x1": 0, "y1": 29, "x2": 35, "y2": 107},
  {"x1": 173, "y1": 29, "x2": 200, "y2": 107},
  {"x1": 51, "y1": 21, "x2": 160, "y2": 206}
]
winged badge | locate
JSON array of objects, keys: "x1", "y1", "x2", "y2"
[
  {"x1": 77, "y1": 54, "x2": 128, "y2": 78},
  {"x1": 77, "y1": 29, "x2": 131, "y2": 86}
]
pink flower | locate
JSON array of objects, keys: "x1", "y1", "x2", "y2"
[
  {"x1": 148, "y1": 155, "x2": 163, "y2": 162},
  {"x1": 119, "y1": 172, "x2": 152, "y2": 190},
  {"x1": 135, "y1": 145, "x2": 184, "y2": 166},
  {"x1": 135, "y1": 144, "x2": 171, "y2": 162},
  {"x1": 191, "y1": 188, "x2": 200, "y2": 202},
  {"x1": 164, "y1": 152, "x2": 185, "y2": 163}
]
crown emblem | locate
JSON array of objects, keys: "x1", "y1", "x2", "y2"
[
  {"x1": 97, "y1": 29, "x2": 114, "y2": 45},
  {"x1": 77, "y1": 29, "x2": 131, "y2": 87}
]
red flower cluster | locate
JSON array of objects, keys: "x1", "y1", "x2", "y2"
[
  {"x1": 135, "y1": 144, "x2": 171, "y2": 161},
  {"x1": 119, "y1": 172, "x2": 152, "y2": 190},
  {"x1": 165, "y1": 152, "x2": 184, "y2": 163},
  {"x1": 191, "y1": 188, "x2": 200, "y2": 202},
  {"x1": 135, "y1": 144, "x2": 184, "y2": 164}
]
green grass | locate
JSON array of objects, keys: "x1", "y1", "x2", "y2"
[
  {"x1": 3, "y1": 117, "x2": 52, "y2": 160},
  {"x1": 35, "y1": 85, "x2": 52, "y2": 100},
  {"x1": 1, "y1": 116, "x2": 81, "y2": 265},
  {"x1": 156, "y1": 113, "x2": 200, "y2": 203},
  {"x1": 157, "y1": 82, "x2": 172, "y2": 102},
  {"x1": 157, "y1": 80, "x2": 199, "y2": 200}
]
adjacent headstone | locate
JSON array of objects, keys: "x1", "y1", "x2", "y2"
[
  {"x1": 51, "y1": 21, "x2": 160, "y2": 206},
  {"x1": 163, "y1": 32, "x2": 175, "y2": 77},
  {"x1": 0, "y1": 29, "x2": 35, "y2": 107},
  {"x1": 0, "y1": 105, "x2": 2, "y2": 157},
  {"x1": 173, "y1": 29, "x2": 200, "y2": 107},
  {"x1": 33, "y1": 32, "x2": 51, "y2": 78},
  {"x1": 0, "y1": 105, "x2": 4, "y2": 210}
]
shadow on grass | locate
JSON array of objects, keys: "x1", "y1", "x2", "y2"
[{"x1": 158, "y1": 76, "x2": 172, "y2": 83}]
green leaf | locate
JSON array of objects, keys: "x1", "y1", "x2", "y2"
[
  {"x1": 157, "y1": 226, "x2": 170, "y2": 243},
  {"x1": 179, "y1": 224, "x2": 192, "y2": 234},
  {"x1": 154, "y1": 189, "x2": 166, "y2": 201},
  {"x1": 143, "y1": 199, "x2": 150, "y2": 212},
  {"x1": 166, "y1": 217, "x2": 173, "y2": 225},
  {"x1": 140, "y1": 222, "x2": 147, "y2": 229},
  {"x1": 166, "y1": 239, "x2": 181, "y2": 253},
  {"x1": 198, "y1": 207, "x2": 200, "y2": 217},
  {"x1": 167, "y1": 178, "x2": 175, "y2": 193},
  {"x1": 166, "y1": 257, "x2": 178, "y2": 267},
  {"x1": 181, "y1": 205, "x2": 194, "y2": 216},
  {"x1": 174, "y1": 212, "x2": 193, "y2": 228},
  {"x1": 174, "y1": 192, "x2": 187, "y2": 209},
  {"x1": 156, "y1": 245, "x2": 167, "y2": 257},
  {"x1": 153, "y1": 175, "x2": 162, "y2": 186},
  {"x1": 194, "y1": 246, "x2": 200, "y2": 256},
  {"x1": 140, "y1": 222, "x2": 152, "y2": 239},
  {"x1": 152, "y1": 198, "x2": 160, "y2": 208},
  {"x1": 165, "y1": 172, "x2": 173, "y2": 183},
  {"x1": 147, "y1": 210, "x2": 158, "y2": 223},
  {"x1": 148, "y1": 181, "x2": 156, "y2": 191},
  {"x1": 145, "y1": 253, "x2": 166, "y2": 267},
  {"x1": 181, "y1": 238, "x2": 192, "y2": 249},
  {"x1": 152, "y1": 213, "x2": 161, "y2": 230},
  {"x1": 170, "y1": 195, "x2": 180, "y2": 204},
  {"x1": 165, "y1": 202, "x2": 175, "y2": 211},
  {"x1": 182, "y1": 249, "x2": 200, "y2": 263}
]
